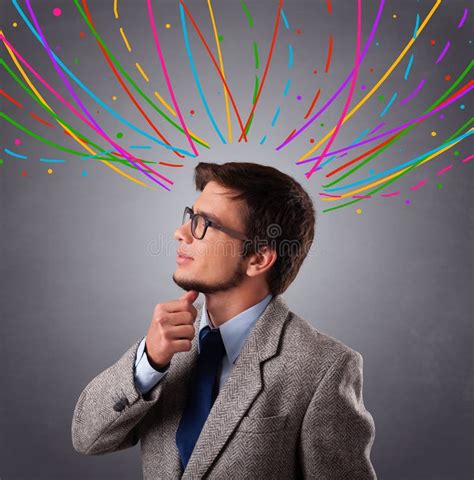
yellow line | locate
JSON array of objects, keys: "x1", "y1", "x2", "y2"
[
  {"x1": 299, "y1": 0, "x2": 442, "y2": 163},
  {"x1": 0, "y1": 31, "x2": 155, "y2": 191},
  {"x1": 208, "y1": 0, "x2": 232, "y2": 143},
  {"x1": 321, "y1": 128, "x2": 471, "y2": 201},
  {"x1": 114, "y1": 0, "x2": 118, "y2": 20},
  {"x1": 154, "y1": 90, "x2": 176, "y2": 116},
  {"x1": 135, "y1": 62, "x2": 150, "y2": 83},
  {"x1": 119, "y1": 27, "x2": 132, "y2": 52}
]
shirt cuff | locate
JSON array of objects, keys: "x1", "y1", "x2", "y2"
[{"x1": 134, "y1": 336, "x2": 169, "y2": 395}]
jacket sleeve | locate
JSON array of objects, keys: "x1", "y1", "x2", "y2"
[
  {"x1": 298, "y1": 349, "x2": 377, "y2": 479},
  {"x1": 71, "y1": 337, "x2": 168, "y2": 456}
]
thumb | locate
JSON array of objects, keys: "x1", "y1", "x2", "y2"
[{"x1": 179, "y1": 290, "x2": 199, "y2": 302}]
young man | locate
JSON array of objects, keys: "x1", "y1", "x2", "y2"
[{"x1": 72, "y1": 162, "x2": 377, "y2": 479}]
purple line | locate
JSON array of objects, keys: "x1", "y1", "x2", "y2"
[
  {"x1": 399, "y1": 79, "x2": 426, "y2": 107},
  {"x1": 369, "y1": 122, "x2": 385, "y2": 135},
  {"x1": 296, "y1": 85, "x2": 473, "y2": 164},
  {"x1": 25, "y1": 0, "x2": 171, "y2": 191},
  {"x1": 275, "y1": 0, "x2": 386, "y2": 151},
  {"x1": 457, "y1": 8, "x2": 468, "y2": 28},
  {"x1": 435, "y1": 41, "x2": 451, "y2": 65}
]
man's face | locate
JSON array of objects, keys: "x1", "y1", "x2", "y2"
[{"x1": 172, "y1": 181, "x2": 249, "y2": 294}]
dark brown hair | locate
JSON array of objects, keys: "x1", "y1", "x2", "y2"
[{"x1": 194, "y1": 162, "x2": 316, "y2": 296}]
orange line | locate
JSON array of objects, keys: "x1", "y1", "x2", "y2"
[
  {"x1": 304, "y1": 88, "x2": 321, "y2": 119},
  {"x1": 325, "y1": 33, "x2": 333, "y2": 73},
  {"x1": 29, "y1": 111, "x2": 54, "y2": 127},
  {"x1": 0, "y1": 89, "x2": 24, "y2": 108}
]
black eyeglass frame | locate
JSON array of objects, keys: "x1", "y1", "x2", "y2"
[{"x1": 182, "y1": 206, "x2": 250, "y2": 241}]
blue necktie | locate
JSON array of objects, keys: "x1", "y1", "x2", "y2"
[{"x1": 176, "y1": 325, "x2": 226, "y2": 472}]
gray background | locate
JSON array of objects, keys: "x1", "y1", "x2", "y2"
[{"x1": 1, "y1": 1, "x2": 473, "y2": 479}]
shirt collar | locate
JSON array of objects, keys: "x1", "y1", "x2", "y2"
[{"x1": 198, "y1": 293, "x2": 274, "y2": 364}]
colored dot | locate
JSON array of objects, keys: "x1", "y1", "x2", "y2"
[
  {"x1": 313, "y1": 69, "x2": 317, "y2": 74},
  {"x1": 0, "y1": 159, "x2": 4, "y2": 165},
  {"x1": 73, "y1": 58, "x2": 80, "y2": 64},
  {"x1": 375, "y1": 41, "x2": 379, "y2": 47},
  {"x1": 431, "y1": 131, "x2": 437, "y2": 136},
  {"x1": 12, "y1": 22, "x2": 18, "y2": 28},
  {"x1": 116, "y1": 132, "x2": 123, "y2": 139},
  {"x1": 52, "y1": 7, "x2": 62, "y2": 16},
  {"x1": 309, "y1": 138, "x2": 315, "y2": 143},
  {"x1": 430, "y1": 39, "x2": 436, "y2": 45},
  {"x1": 437, "y1": 183, "x2": 443, "y2": 189},
  {"x1": 47, "y1": 168, "x2": 53, "y2": 174},
  {"x1": 82, "y1": 169, "x2": 88, "y2": 177},
  {"x1": 469, "y1": 40, "x2": 472, "y2": 45},
  {"x1": 378, "y1": 95, "x2": 385, "y2": 102},
  {"x1": 296, "y1": 95, "x2": 302, "y2": 101},
  {"x1": 96, "y1": 110, "x2": 100, "y2": 114},
  {"x1": 405, "y1": 199, "x2": 411, "y2": 205},
  {"x1": 444, "y1": 74, "x2": 451, "y2": 81},
  {"x1": 369, "y1": 68, "x2": 374, "y2": 73},
  {"x1": 79, "y1": 31, "x2": 85, "y2": 38},
  {"x1": 460, "y1": 104, "x2": 465, "y2": 109},
  {"x1": 392, "y1": 14, "x2": 397, "y2": 19},
  {"x1": 439, "y1": 114, "x2": 445, "y2": 119},
  {"x1": 356, "y1": 208, "x2": 362, "y2": 214},
  {"x1": 320, "y1": 123, "x2": 324, "y2": 127},
  {"x1": 360, "y1": 85, "x2": 366, "y2": 90},
  {"x1": 14, "y1": 138, "x2": 21, "y2": 145},
  {"x1": 218, "y1": 34, "x2": 224, "y2": 42},
  {"x1": 454, "y1": 151, "x2": 460, "y2": 156},
  {"x1": 165, "y1": 23, "x2": 171, "y2": 29},
  {"x1": 190, "y1": 109, "x2": 195, "y2": 115},
  {"x1": 21, "y1": 170, "x2": 28, "y2": 177},
  {"x1": 295, "y1": 28, "x2": 302, "y2": 35},
  {"x1": 112, "y1": 96, "x2": 117, "y2": 101}
]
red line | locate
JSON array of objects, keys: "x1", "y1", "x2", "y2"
[
  {"x1": 238, "y1": 0, "x2": 283, "y2": 141},
  {"x1": 304, "y1": 88, "x2": 321, "y2": 119},
  {"x1": 325, "y1": 33, "x2": 333, "y2": 73},
  {"x1": 179, "y1": 0, "x2": 248, "y2": 142},
  {"x1": 29, "y1": 111, "x2": 54, "y2": 128},
  {"x1": 82, "y1": 0, "x2": 185, "y2": 159},
  {"x1": 0, "y1": 89, "x2": 24, "y2": 108},
  {"x1": 283, "y1": 129, "x2": 296, "y2": 144},
  {"x1": 326, "y1": 0, "x2": 332, "y2": 15},
  {"x1": 159, "y1": 161, "x2": 184, "y2": 167}
]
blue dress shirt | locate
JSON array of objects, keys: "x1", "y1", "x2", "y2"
[{"x1": 134, "y1": 293, "x2": 273, "y2": 395}]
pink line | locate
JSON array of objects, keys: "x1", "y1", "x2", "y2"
[
  {"x1": 461, "y1": 154, "x2": 474, "y2": 163},
  {"x1": 146, "y1": 0, "x2": 198, "y2": 157},
  {"x1": 319, "y1": 193, "x2": 341, "y2": 198},
  {"x1": 399, "y1": 79, "x2": 426, "y2": 107},
  {"x1": 436, "y1": 164, "x2": 453, "y2": 176},
  {"x1": 304, "y1": 0, "x2": 362, "y2": 179},
  {"x1": 457, "y1": 8, "x2": 468, "y2": 28},
  {"x1": 410, "y1": 179, "x2": 429, "y2": 190},
  {"x1": 381, "y1": 191, "x2": 400, "y2": 197},
  {"x1": 435, "y1": 41, "x2": 451, "y2": 65}
]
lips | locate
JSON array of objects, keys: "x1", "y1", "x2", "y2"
[{"x1": 177, "y1": 250, "x2": 194, "y2": 259}]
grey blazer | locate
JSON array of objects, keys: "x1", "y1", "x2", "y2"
[{"x1": 72, "y1": 294, "x2": 377, "y2": 479}]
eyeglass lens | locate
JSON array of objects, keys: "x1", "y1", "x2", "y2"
[{"x1": 183, "y1": 209, "x2": 206, "y2": 239}]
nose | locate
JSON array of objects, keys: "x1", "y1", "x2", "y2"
[{"x1": 174, "y1": 219, "x2": 193, "y2": 243}]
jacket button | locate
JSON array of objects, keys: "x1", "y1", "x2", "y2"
[{"x1": 113, "y1": 397, "x2": 129, "y2": 412}]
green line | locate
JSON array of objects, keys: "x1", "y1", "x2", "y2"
[
  {"x1": 72, "y1": 0, "x2": 208, "y2": 149},
  {"x1": 253, "y1": 76, "x2": 259, "y2": 104},
  {"x1": 322, "y1": 124, "x2": 473, "y2": 213},
  {"x1": 322, "y1": 59, "x2": 473, "y2": 190},
  {"x1": 0, "y1": 113, "x2": 158, "y2": 170},
  {"x1": 446, "y1": 116, "x2": 473, "y2": 142},
  {"x1": 241, "y1": 2, "x2": 253, "y2": 29},
  {"x1": 253, "y1": 41, "x2": 259, "y2": 69},
  {"x1": 245, "y1": 112, "x2": 254, "y2": 136}
]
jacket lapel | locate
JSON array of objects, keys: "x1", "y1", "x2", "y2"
[{"x1": 181, "y1": 294, "x2": 290, "y2": 479}]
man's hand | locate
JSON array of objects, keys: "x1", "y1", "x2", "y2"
[{"x1": 144, "y1": 290, "x2": 199, "y2": 369}]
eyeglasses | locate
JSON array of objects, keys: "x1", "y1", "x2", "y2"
[{"x1": 182, "y1": 206, "x2": 250, "y2": 241}]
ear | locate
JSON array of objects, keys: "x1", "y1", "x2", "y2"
[{"x1": 245, "y1": 246, "x2": 277, "y2": 278}]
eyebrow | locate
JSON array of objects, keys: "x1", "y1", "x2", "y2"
[{"x1": 191, "y1": 204, "x2": 222, "y2": 224}]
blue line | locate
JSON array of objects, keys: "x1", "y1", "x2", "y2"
[
  {"x1": 283, "y1": 78, "x2": 291, "y2": 97},
  {"x1": 4, "y1": 148, "x2": 28, "y2": 159},
  {"x1": 280, "y1": 9, "x2": 290, "y2": 30},
  {"x1": 319, "y1": 128, "x2": 371, "y2": 167},
  {"x1": 129, "y1": 145, "x2": 152, "y2": 149},
  {"x1": 288, "y1": 45, "x2": 293, "y2": 69},
  {"x1": 39, "y1": 158, "x2": 66, "y2": 163},
  {"x1": 11, "y1": 0, "x2": 195, "y2": 157},
  {"x1": 379, "y1": 92, "x2": 397, "y2": 118},
  {"x1": 413, "y1": 13, "x2": 420, "y2": 39},
  {"x1": 404, "y1": 54, "x2": 414, "y2": 80},
  {"x1": 179, "y1": 4, "x2": 226, "y2": 144},
  {"x1": 271, "y1": 107, "x2": 281, "y2": 127},
  {"x1": 324, "y1": 130, "x2": 473, "y2": 192},
  {"x1": 259, "y1": 135, "x2": 267, "y2": 145}
]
